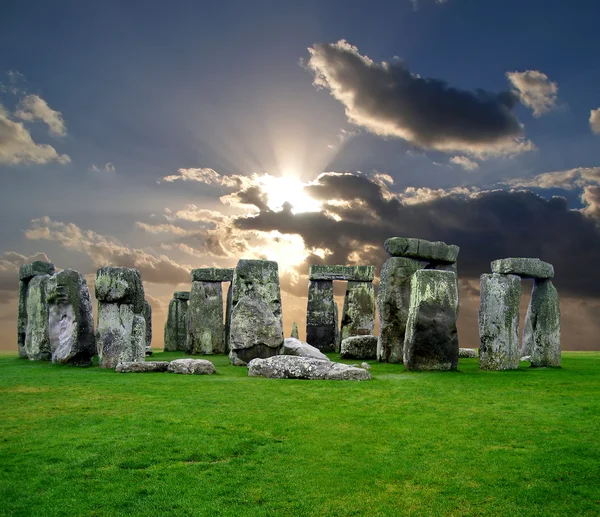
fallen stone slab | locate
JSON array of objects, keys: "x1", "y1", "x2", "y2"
[
  {"x1": 384, "y1": 237, "x2": 459, "y2": 264},
  {"x1": 340, "y1": 335, "x2": 377, "y2": 360},
  {"x1": 116, "y1": 361, "x2": 170, "y2": 373},
  {"x1": 248, "y1": 355, "x2": 371, "y2": 381},
  {"x1": 491, "y1": 258, "x2": 554, "y2": 280},
  {"x1": 191, "y1": 268, "x2": 234, "y2": 283},
  {"x1": 308, "y1": 265, "x2": 375, "y2": 282},
  {"x1": 282, "y1": 337, "x2": 330, "y2": 361},
  {"x1": 168, "y1": 358, "x2": 216, "y2": 375},
  {"x1": 459, "y1": 348, "x2": 478, "y2": 358}
]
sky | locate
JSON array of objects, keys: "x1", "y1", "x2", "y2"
[{"x1": 1, "y1": 0, "x2": 600, "y2": 351}]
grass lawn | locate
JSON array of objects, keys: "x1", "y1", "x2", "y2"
[{"x1": 1, "y1": 351, "x2": 599, "y2": 516}]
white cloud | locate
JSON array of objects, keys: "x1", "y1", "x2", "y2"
[
  {"x1": 506, "y1": 70, "x2": 559, "y2": 117},
  {"x1": 160, "y1": 167, "x2": 242, "y2": 187},
  {"x1": 15, "y1": 94, "x2": 67, "y2": 137},
  {"x1": 590, "y1": 108, "x2": 600, "y2": 134},
  {"x1": 90, "y1": 162, "x2": 116, "y2": 173},
  {"x1": 0, "y1": 251, "x2": 50, "y2": 303},
  {"x1": 0, "y1": 105, "x2": 70, "y2": 165},
  {"x1": 450, "y1": 156, "x2": 479, "y2": 171},
  {"x1": 505, "y1": 167, "x2": 600, "y2": 190}
]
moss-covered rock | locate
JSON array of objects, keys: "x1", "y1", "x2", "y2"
[
  {"x1": 491, "y1": 258, "x2": 554, "y2": 279},
  {"x1": 173, "y1": 291, "x2": 190, "y2": 300},
  {"x1": 340, "y1": 335, "x2": 377, "y2": 360},
  {"x1": 96, "y1": 303, "x2": 146, "y2": 368},
  {"x1": 522, "y1": 279, "x2": 561, "y2": 367},
  {"x1": 164, "y1": 297, "x2": 188, "y2": 352},
  {"x1": 24, "y1": 274, "x2": 51, "y2": 361},
  {"x1": 340, "y1": 281, "x2": 375, "y2": 343},
  {"x1": 306, "y1": 280, "x2": 336, "y2": 352},
  {"x1": 94, "y1": 267, "x2": 145, "y2": 313},
  {"x1": 187, "y1": 281, "x2": 224, "y2": 355},
  {"x1": 478, "y1": 273, "x2": 521, "y2": 370},
  {"x1": 384, "y1": 238, "x2": 459, "y2": 264},
  {"x1": 224, "y1": 282, "x2": 233, "y2": 354},
  {"x1": 46, "y1": 269, "x2": 96, "y2": 366},
  {"x1": 403, "y1": 269, "x2": 459, "y2": 371},
  {"x1": 376, "y1": 257, "x2": 422, "y2": 363},
  {"x1": 19, "y1": 261, "x2": 55, "y2": 281},
  {"x1": 143, "y1": 300, "x2": 153, "y2": 355},
  {"x1": 191, "y1": 268, "x2": 234, "y2": 283},
  {"x1": 308, "y1": 265, "x2": 375, "y2": 282}
]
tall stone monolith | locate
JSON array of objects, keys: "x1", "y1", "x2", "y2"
[
  {"x1": 306, "y1": 280, "x2": 336, "y2": 352},
  {"x1": 478, "y1": 273, "x2": 521, "y2": 370},
  {"x1": 403, "y1": 269, "x2": 459, "y2": 371},
  {"x1": 522, "y1": 279, "x2": 561, "y2": 367},
  {"x1": 24, "y1": 274, "x2": 52, "y2": 361},
  {"x1": 340, "y1": 281, "x2": 375, "y2": 342},
  {"x1": 144, "y1": 299, "x2": 152, "y2": 356},
  {"x1": 164, "y1": 291, "x2": 189, "y2": 352},
  {"x1": 228, "y1": 259, "x2": 283, "y2": 365},
  {"x1": 187, "y1": 281, "x2": 224, "y2": 355},
  {"x1": 46, "y1": 269, "x2": 96, "y2": 366},
  {"x1": 95, "y1": 267, "x2": 146, "y2": 368},
  {"x1": 377, "y1": 257, "x2": 422, "y2": 363},
  {"x1": 291, "y1": 322, "x2": 299, "y2": 339}
]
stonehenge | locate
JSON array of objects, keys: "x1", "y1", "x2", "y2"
[
  {"x1": 144, "y1": 299, "x2": 153, "y2": 356},
  {"x1": 248, "y1": 355, "x2": 372, "y2": 381},
  {"x1": 95, "y1": 267, "x2": 146, "y2": 368},
  {"x1": 164, "y1": 291, "x2": 189, "y2": 352},
  {"x1": 228, "y1": 259, "x2": 284, "y2": 365},
  {"x1": 306, "y1": 265, "x2": 374, "y2": 353},
  {"x1": 187, "y1": 268, "x2": 233, "y2": 355},
  {"x1": 340, "y1": 335, "x2": 377, "y2": 360},
  {"x1": 479, "y1": 258, "x2": 561, "y2": 369}
]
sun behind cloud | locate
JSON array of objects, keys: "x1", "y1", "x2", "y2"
[{"x1": 258, "y1": 174, "x2": 322, "y2": 214}]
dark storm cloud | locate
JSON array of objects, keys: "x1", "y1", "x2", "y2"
[
  {"x1": 234, "y1": 173, "x2": 600, "y2": 297},
  {"x1": 306, "y1": 40, "x2": 534, "y2": 156}
]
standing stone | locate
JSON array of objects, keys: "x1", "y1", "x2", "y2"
[
  {"x1": 291, "y1": 322, "x2": 299, "y2": 339},
  {"x1": 18, "y1": 261, "x2": 55, "y2": 359},
  {"x1": 403, "y1": 269, "x2": 459, "y2": 371},
  {"x1": 340, "y1": 281, "x2": 375, "y2": 343},
  {"x1": 224, "y1": 281, "x2": 233, "y2": 354},
  {"x1": 377, "y1": 257, "x2": 422, "y2": 363},
  {"x1": 95, "y1": 267, "x2": 146, "y2": 368},
  {"x1": 24, "y1": 274, "x2": 52, "y2": 361},
  {"x1": 143, "y1": 299, "x2": 153, "y2": 356},
  {"x1": 334, "y1": 303, "x2": 341, "y2": 353},
  {"x1": 228, "y1": 259, "x2": 283, "y2": 365},
  {"x1": 522, "y1": 279, "x2": 561, "y2": 367},
  {"x1": 478, "y1": 274, "x2": 521, "y2": 370},
  {"x1": 306, "y1": 280, "x2": 336, "y2": 352},
  {"x1": 46, "y1": 269, "x2": 96, "y2": 366},
  {"x1": 187, "y1": 281, "x2": 224, "y2": 355},
  {"x1": 164, "y1": 292, "x2": 189, "y2": 352}
]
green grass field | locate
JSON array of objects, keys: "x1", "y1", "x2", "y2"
[{"x1": 1, "y1": 351, "x2": 599, "y2": 516}]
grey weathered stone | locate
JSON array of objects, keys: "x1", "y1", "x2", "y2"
[
  {"x1": 248, "y1": 355, "x2": 372, "y2": 381},
  {"x1": 229, "y1": 296, "x2": 283, "y2": 365},
  {"x1": 95, "y1": 267, "x2": 146, "y2": 368},
  {"x1": 173, "y1": 291, "x2": 190, "y2": 300},
  {"x1": 187, "y1": 281, "x2": 224, "y2": 355},
  {"x1": 334, "y1": 302, "x2": 340, "y2": 352},
  {"x1": 291, "y1": 322, "x2": 299, "y2": 339},
  {"x1": 478, "y1": 273, "x2": 521, "y2": 370},
  {"x1": 306, "y1": 280, "x2": 336, "y2": 352},
  {"x1": 308, "y1": 265, "x2": 375, "y2": 282},
  {"x1": 360, "y1": 362, "x2": 371, "y2": 370},
  {"x1": 340, "y1": 335, "x2": 378, "y2": 359},
  {"x1": 403, "y1": 269, "x2": 459, "y2": 371},
  {"x1": 521, "y1": 356, "x2": 531, "y2": 362},
  {"x1": 168, "y1": 358, "x2": 216, "y2": 375},
  {"x1": 191, "y1": 268, "x2": 234, "y2": 283},
  {"x1": 143, "y1": 299, "x2": 153, "y2": 356},
  {"x1": 164, "y1": 296, "x2": 188, "y2": 352},
  {"x1": 224, "y1": 281, "x2": 232, "y2": 354},
  {"x1": 384, "y1": 237, "x2": 459, "y2": 264},
  {"x1": 19, "y1": 261, "x2": 56, "y2": 281},
  {"x1": 24, "y1": 274, "x2": 51, "y2": 361},
  {"x1": 491, "y1": 258, "x2": 554, "y2": 280},
  {"x1": 377, "y1": 257, "x2": 422, "y2": 363},
  {"x1": 522, "y1": 279, "x2": 561, "y2": 367},
  {"x1": 46, "y1": 269, "x2": 96, "y2": 366},
  {"x1": 282, "y1": 337, "x2": 330, "y2": 361},
  {"x1": 340, "y1": 281, "x2": 375, "y2": 342},
  {"x1": 18, "y1": 261, "x2": 55, "y2": 358},
  {"x1": 116, "y1": 361, "x2": 169, "y2": 373},
  {"x1": 459, "y1": 348, "x2": 478, "y2": 359}
]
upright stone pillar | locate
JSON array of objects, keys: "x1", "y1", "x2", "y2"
[
  {"x1": 164, "y1": 291, "x2": 189, "y2": 352},
  {"x1": 95, "y1": 267, "x2": 146, "y2": 368},
  {"x1": 478, "y1": 273, "x2": 521, "y2": 370},
  {"x1": 229, "y1": 259, "x2": 283, "y2": 365},
  {"x1": 24, "y1": 274, "x2": 52, "y2": 361},
  {"x1": 187, "y1": 268, "x2": 233, "y2": 355},
  {"x1": 377, "y1": 257, "x2": 422, "y2": 363},
  {"x1": 291, "y1": 322, "x2": 299, "y2": 339},
  {"x1": 403, "y1": 269, "x2": 459, "y2": 371},
  {"x1": 46, "y1": 269, "x2": 96, "y2": 366},
  {"x1": 523, "y1": 279, "x2": 561, "y2": 367},
  {"x1": 224, "y1": 282, "x2": 233, "y2": 354},
  {"x1": 144, "y1": 299, "x2": 153, "y2": 356},
  {"x1": 18, "y1": 261, "x2": 55, "y2": 359},
  {"x1": 340, "y1": 281, "x2": 375, "y2": 342},
  {"x1": 306, "y1": 280, "x2": 336, "y2": 352}
]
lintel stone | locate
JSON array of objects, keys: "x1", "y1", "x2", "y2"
[
  {"x1": 19, "y1": 261, "x2": 55, "y2": 281},
  {"x1": 308, "y1": 265, "x2": 374, "y2": 282},
  {"x1": 491, "y1": 258, "x2": 554, "y2": 279},
  {"x1": 173, "y1": 291, "x2": 190, "y2": 300},
  {"x1": 191, "y1": 268, "x2": 234, "y2": 283},
  {"x1": 384, "y1": 237, "x2": 459, "y2": 264}
]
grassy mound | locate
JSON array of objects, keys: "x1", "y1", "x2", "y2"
[{"x1": 1, "y1": 351, "x2": 599, "y2": 516}]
